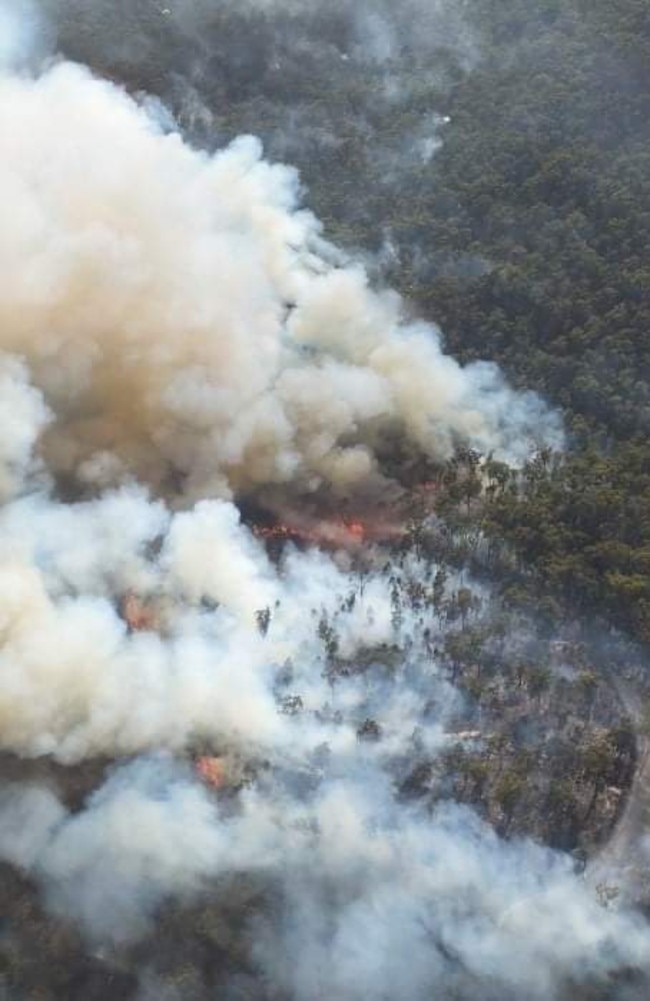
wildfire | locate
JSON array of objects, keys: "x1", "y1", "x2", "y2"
[
  {"x1": 120, "y1": 592, "x2": 158, "y2": 632},
  {"x1": 196, "y1": 756, "x2": 227, "y2": 790},
  {"x1": 247, "y1": 485, "x2": 442, "y2": 553},
  {"x1": 345, "y1": 520, "x2": 366, "y2": 540},
  {"x1": 251, "y1": 516, "x2": 401, "y2": 549},
  {"x1": 252, "y1": 524, "x2": 302, "y2": 541}
]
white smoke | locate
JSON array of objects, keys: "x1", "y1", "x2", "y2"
[
  {"x1": 0, "y1": 15, "x2": 643, "y2": 1001},
  {"x1": 0, "y1": 468, "x2": 647, "y2": 996},
  {"x1": 0, "y1": 58, "x2": 560, "y2": 506},
  {"x1": 0, "y1": 758, "x2": 649, "y2": 997},
  {"x1": 0, "y1": 356, "x2": 50, "y2": 501}
]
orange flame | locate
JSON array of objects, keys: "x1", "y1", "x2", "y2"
[
  {"x1": 121, "y1": 593, "x2": 158, "y2": 632},
  {"x1": 196, "y1": 756, "x2": 227, "y2": 789},
  {"x1": 252, "y1": 516, "x2": 389, "y2": 549}
]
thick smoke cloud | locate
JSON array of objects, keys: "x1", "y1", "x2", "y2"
[
  {"x1": 0, "y1": 57, "x2": 560, "y2": 505},
  {"x1": 0, "y1": 356, "x2": 50, "y2": 501},
  {"x1": 0, "y1": 470, "x2": 647, "y2": 997},
  {"x1": 0, "y1": 4, "x2": 644, "y2": 1000},
  {"x1": 0, "y1": 756, "x2": 649, "y2": 997}
]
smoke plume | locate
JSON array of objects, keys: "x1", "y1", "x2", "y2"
[
  {"x1": 0, "y1": 5, "x2": 644, "y2": 1000},
  {"x1": 0, "y1": 55, "x2": 561, "y2": 506}
]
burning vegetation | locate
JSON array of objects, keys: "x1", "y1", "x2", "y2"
[
  {"x1": 120, "y1": 593, "x2": 159, "y2": 633},
  {"x1": 251, "y1": 513, "x2": 404, "y2": 549},
  {"x1": 0, "y1": 3, "x2": 647, "y2": 1001},
  {"x1": 195, "y1": 755, "x2": 227, "y2": 790}
]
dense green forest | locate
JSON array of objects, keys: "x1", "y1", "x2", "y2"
[
  {"x1": 295, "y1": 0, "x2": 650, "y2": 646},
  {"x1": 298, "y1": 0, "x2": 650, "y2": 644},
  {"x1": 423, "y1": 0, "x2": 650, "y2": 643}
]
